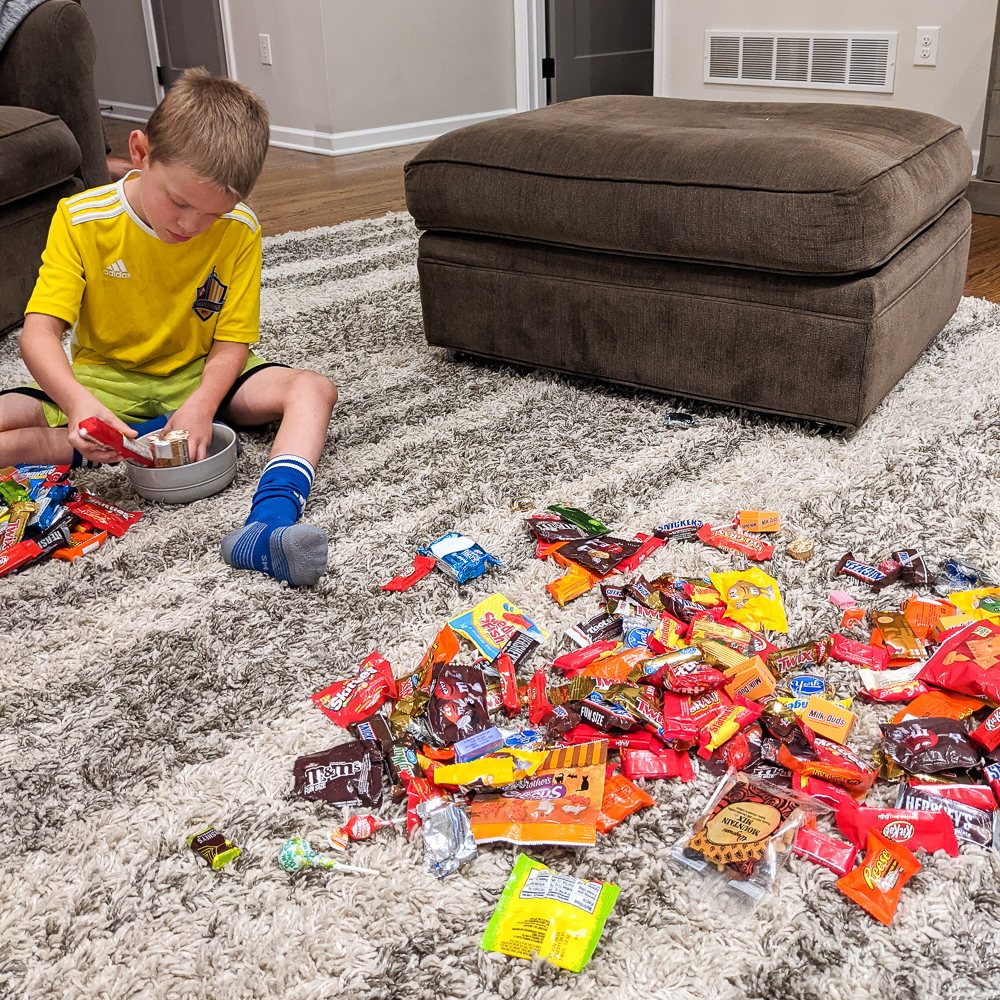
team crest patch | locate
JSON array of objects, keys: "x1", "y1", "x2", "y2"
[{"x1": 192, "y1": 266, "x2": 227, "y2": 321}]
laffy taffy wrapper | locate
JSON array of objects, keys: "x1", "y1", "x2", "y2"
[
  {"x1": 479, "y1": 853, "x2": 619, "y2": 973},
  {"x1": 449, "y1": 593, "x2": 548, "y2": 659},
  {"x1": 709, "y1": 568, "x2": 788, "y2": 633},
  {"x1": 836, "y1": 829, "x2": 920, "y2": 926},
  {"x1": 674, "y1": 773, "x2": 825, "y2": 902}
]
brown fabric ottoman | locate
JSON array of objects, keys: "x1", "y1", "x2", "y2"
[{"x1": 404, "y1": 97, "x2": 973, "y2": 427}]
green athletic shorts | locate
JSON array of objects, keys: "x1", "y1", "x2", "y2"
[{"x1": 3, "y1": 351, "x2": 284, "y2": 427}]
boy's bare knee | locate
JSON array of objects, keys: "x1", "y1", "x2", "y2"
[{"x1": 295, "y1": 370, "x2": 337, "y2": 409}]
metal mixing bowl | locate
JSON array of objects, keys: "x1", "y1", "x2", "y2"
[{"x1": 126, "y1": 422, "x2": 238, "y2": 503}]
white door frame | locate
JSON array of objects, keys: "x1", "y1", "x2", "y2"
[
  {"x1": 139, "y1": 0, "x2": 165, "y2": 105},
  {"x1": 513, "y1": 0, "x2": 668, "y2": 111}
]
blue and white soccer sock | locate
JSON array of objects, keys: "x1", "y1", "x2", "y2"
[{"x1": 220, "y1": 454, "x2": 328, "y2": 586}]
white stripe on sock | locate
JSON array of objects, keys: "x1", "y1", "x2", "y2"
[{"x1": 263, "y1": 454, "x2": 315, "y2": 484}]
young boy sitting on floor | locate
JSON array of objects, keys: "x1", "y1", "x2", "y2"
[{"x1": 0, "y1": 69, "x2": 336, "y2": 587}]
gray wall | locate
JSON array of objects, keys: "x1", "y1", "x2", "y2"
[
  {"x1": 664, "y1": 0, "x2": 993, "y2": 152},
  {"x1": 82, "y1": 0, "x2": 157, "y2": 112}
]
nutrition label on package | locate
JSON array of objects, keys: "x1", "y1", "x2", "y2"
[{"x1": 519, "y1": 868, "x2": 601, "y2": 913}]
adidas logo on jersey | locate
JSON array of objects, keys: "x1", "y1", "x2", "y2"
[{"x1": 103, "y1": 258, "x2": 131, "y2": 278}]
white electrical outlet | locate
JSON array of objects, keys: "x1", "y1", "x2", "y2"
[
  {"x1": 259, "y1": 33, "x2": 272, "y2": 65},
  {"x1": 913, "y1": 26, "x2": 939, "y2": 66}
]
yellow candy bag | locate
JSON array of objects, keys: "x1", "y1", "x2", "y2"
[
  {"x1": 948, "y1": 588, "x2": 1000, "y2": 623},
  {"x1": 479, "y1": 853, "x2": 619, "y2": 972},
  {"x1": 710, "y1": 568, "x2": 788, "y2": 633}
]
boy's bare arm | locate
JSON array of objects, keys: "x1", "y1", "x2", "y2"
[
  {"x1": 20, "y1": 312, "x2": 136, "y2": 463},
  {"x1": 164, "y1": 339, "x2": 249, "y2": 462}
]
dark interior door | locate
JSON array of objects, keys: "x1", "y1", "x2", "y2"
[
  {"x1": 547, "y1": 0, "x2": 654, "y2": 103},
  {"x1": 150, "y1": 0, "x2": 228, "y2": 87}
]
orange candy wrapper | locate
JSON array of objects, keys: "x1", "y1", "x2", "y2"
[
  {"x1": 890, "y1": 689, "x2": 986, "y2": 724},
  {"x1": 471, "y1": 741, "x2": 607, "y2": 846},
  {"x1": 596, "y1": 773, "x2": 654, "y2": 834},
  {"x1": 836, "y1": 829, "x2": 921, "y2": 925}
]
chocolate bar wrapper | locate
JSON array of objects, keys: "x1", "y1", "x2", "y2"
[
  {"x1": 894, "y1": 784, "x2": 1000, "y2": 850},
  {"x1": 892, "y1": 548, "x2": 935, "y2": 587},
  {"x1": 556, "y1": 536, "x2": 642, "y2": 576},
  {"x1": 350, "y1": 712, "x2": 394, "y2": 753},
  {"x1": 566, "y1": 612, "x2": 623, "y2": 648},
  {"x1": 526, "y1": 515, "x2": 594, "y2": 543},
  {"x1": 427, "y1": 660, "x2": 490, "y2": 743},
  {"x1": 498, "y1": 629, "x2": 540, "y2": 673},
  {"x1": 880, "y1": 717, "x2": 980, "y2": 774},
  {"x1": 292, "y1": 742, "x2": 383, "y2": 807},
  {"x1": 835, "y1": 552, "x2": 898, "y2": 592},
  {"x1": 653, "y1": 519, "x2": 704, "y2": 541},
  {"x1": 188, "y1": 827, "x2": 241, "y2": 869}
]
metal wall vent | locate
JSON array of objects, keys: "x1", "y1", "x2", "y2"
[{"x1": 705, "y1": 31, "x2": 897, "y2": 93}]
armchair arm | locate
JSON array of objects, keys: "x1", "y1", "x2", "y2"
[{"x1": 0, "y1": 0, "x2": 109, "y2": 189}]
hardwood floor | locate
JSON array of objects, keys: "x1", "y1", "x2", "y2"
[{"x1": 103, "y1": 117, "x2": 1000, "y2": 301}]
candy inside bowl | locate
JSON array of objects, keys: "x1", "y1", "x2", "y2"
[{"x1": 126, "y1": 422, "x2": 237, "y2": 503}]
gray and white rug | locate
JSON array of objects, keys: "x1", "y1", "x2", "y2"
[{"x1": 2, "y1": 213, "x2": 1000, "y2": 1000}]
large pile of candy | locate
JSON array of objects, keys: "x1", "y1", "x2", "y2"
[
  {"x1": 0, "y1": 463, "x2": 142, "y2": 577},
  {"x1": 130, "y1": 498, "x2": 1000, "y2": 968}
]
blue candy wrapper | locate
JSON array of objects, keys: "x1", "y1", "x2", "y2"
[{"x1": 419, "y1": 532, "x2": 501, "y2": 584}]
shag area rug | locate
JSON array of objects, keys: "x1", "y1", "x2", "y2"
[{"x1": 2, "y1": 213, "x2": 1000, "y2": 1000}]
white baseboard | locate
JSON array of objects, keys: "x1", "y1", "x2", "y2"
[
  {"x1": 269, "y1": 108, "x2": 518, "y2": 157},
  {"x1": 973, "y1": 148, "x2": 980, "y2": 176},
  {"x1": 100, "y1": 101, "x2": 155, "y2": 124}
]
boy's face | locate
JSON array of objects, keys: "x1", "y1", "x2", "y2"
[{"x1": 127, "y1": 130, "x2": 241, "y2": 245}]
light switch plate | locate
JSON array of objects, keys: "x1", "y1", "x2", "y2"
[{"x1": 259, "y1": 33, "x2": 272, "y2": 66}]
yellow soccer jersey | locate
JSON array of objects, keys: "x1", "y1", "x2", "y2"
[{"x1": 26, "y1": 170, "x2": 261, "y2": 375}]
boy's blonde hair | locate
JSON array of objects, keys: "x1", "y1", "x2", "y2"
[{"x1": 145, "y1": 68, "x2": 269, "y2": 200}]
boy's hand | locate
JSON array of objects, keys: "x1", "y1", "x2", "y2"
[
  {"x1": 164, "y1": 395, "x2": 216, "y2": 463},
  {"x1": 67, "y1": 402, "x2": 137, "y2": 464}
]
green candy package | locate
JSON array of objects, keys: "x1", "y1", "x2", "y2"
[
  {"x1": 547, "y1": 504, "x2": 610, "y2": 536},
  {"x1": 480, "y1": 853, "x2": 619, "y2": 973},
  {"x1": 188, "y1": 826, "x2": 241, "y2": 870}
]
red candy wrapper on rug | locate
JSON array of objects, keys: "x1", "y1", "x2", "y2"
[
  {"x1": 494, "y1": 650, "x2": 521, "y2": 715},
  {"x1": 552, "y1": 640, "x2": 620, "y2": 677},
  {"x1": 836, "y1": 829, "x2": 920, "y2": 925},
  {"x1": 312, "y1": 652, "x2": 397, "y2": 728},
  {"x1": 527, "y1": 669, "x2": 554, "y2": 725},
  {"x1": 381, "y1": 554, "x2": 435, "y2": 592},
  {"x1": 793, "y1": 827, "x2": 857, "y2": 876},
  {"x1": 622, "y1": 747, "x2": 695, "y2": 782},
  {"x1": 917, "y1": 620, "x2": 1000, "y2": 702},
  {"x1": 696, "y1": 523, "x2": 774, "y2": 561},
  {"x1": 828, "y1": 634, "x2": 889, "y2": 671},
  {"x1": 0, "y1": 539, "x2": 42, "y2": 577},
  {"x1": 696, "y1": 697, "x2": 763, "y2": 759},
  {"x1": 78, "y1": 416, "x2": 155, "y2": 466},
  {"x1": 907, "y1": 782, "x2": 998, "y2": 812},
  {"x1": 777, "y1": 728, "x2": 878, "y2": 798},
  {"x1": 835, "y1": 800, "x2": 959, "y2": 857},
  {"x1": 66, "y1": 495, "x2": 142, "y2": 537},
  {"x1": 970, "y1": 705, "x2": 1000, "y2": 752},
  {"x1": 612, "y1": 533, "x2": 664, "y2": 575}
]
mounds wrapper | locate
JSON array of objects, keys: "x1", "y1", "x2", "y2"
[
  {"x1": 427, "y1": 660, "x2": 491, "y2": 744},
  {"x1": 312, "y1": 653, "x2": 397, "y2": 728},
  {"x1": 597, "y1": 773, "x2": 654, "y2": 834},
  {"x1": 471, "y1": 741, "x2": 607, "y2": 847},
  {"x1": 418, "y1": 532, "x2": 501, "y2": 584},
  {"x1": 917, "y1": 619, "x2": 1000, "y2": 703},
  {"x1": 835, "y1": 801, "x2": 959, "y2": 857},
  {"x1": 449, "y1": 593, "x2": 548, "y2": 660},
  {"x1": 480, "y1": 853, "x2": 619, "y2": 973},
  {"x1": 879, "y1": 717, "x2": 980, "y2": 775},
  {"x1": 188, "y1": 826, "x2": 241, "y2": 870},
  {"x1": 709, "y1": 568, "x2": 788, "y2": 633},
  {"x1": 292, "y1": 742, "x2": 383, "y2": 808},
  {"x1": 836, "y1": 829, "x2": 921, "y2": 926},
  {"x1": 674, "y1": 772, "x2": 826, "y2": 903}
]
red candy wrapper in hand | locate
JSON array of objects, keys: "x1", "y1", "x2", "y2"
[
  {"x1": 66, "y1": 495, "x2": 142, "y2": 537},
  {"x1": 836, "y1": 829, "x2": 920, "y2": 925},
  {"x1": 78, "y1": 416, "x2": 155, "y2": 466},
  {"x1": 312, "y1": 652, "x2": 397, "y2": 728},
  {"x1": 381, "y1": 554, "x2": 435, "y2": 592}
]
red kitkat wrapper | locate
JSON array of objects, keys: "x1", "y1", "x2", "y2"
[
  {"x1": 917, "y1": 620, "x2": 1000, "y2": 702},
  {"x1": 66, "y1": 495, "x2": 142, "y2": 537},
  {"x1": 621, "y1": 747, "x2": 695, "y2": 782},
  {"x1": 381, "y1": 554, "x2": 435, "y2": 591},
  {"x1": 312, "y1": 652, "x2": 396, "y2": 728},
  {"x1": 835, "y1": 800, "x2": 959, "y2": 857},
  {"x1": 613, "y1": 533, "x2": 665, "y2": 575},
  {"x1": 696, "y1": 523, "x2": 774, "y2": 561},
  {"x1": 836, "y1": 829, "x2": 921, "y2": 926},
  {"x1": 794, "y1": 826, "x2": 857, "y2": 877},
  {"x1": 970, "y1": 705, "x2": 1000, "y2": 752},
  {"x1": 527, "y1": 669, "x2": 554, "y2": 725},
  {"x1": 563, "y1": 724, "x2": 664, "y2": 751},
  {"x1": 828, "y1": 634, "x2": 889, "y2": 671}
]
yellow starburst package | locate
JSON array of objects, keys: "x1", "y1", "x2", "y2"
[
  {"x1": 479, "y1": 853, "x2": 619, "y2": 972},
  {"x1": 710, "y1": 568, "x2": 788, "y2": 633}
]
